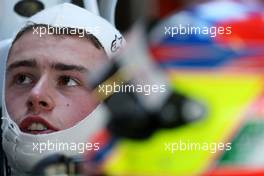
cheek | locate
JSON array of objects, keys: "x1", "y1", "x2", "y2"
[
  {"x1": 57, "y1": 91, "x2": 99, "y2": 129},
  {"x1": 5, "y1": 89, "x2": 28, "y2": 124}
]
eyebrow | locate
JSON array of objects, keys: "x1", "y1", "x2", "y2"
[
  {"x1": 7, "y1": 59, "x2": 37, "y2": 73},
  {"x1": 51, "y1": 63, "x2": 88, "y2": 73},
  {"x1": 7, "y1": 59, "x2": 89, "y2": 73}
]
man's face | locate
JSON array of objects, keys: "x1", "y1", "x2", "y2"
[{"x1": 5, "y1": 31, "x2": 107, "y2": 134}]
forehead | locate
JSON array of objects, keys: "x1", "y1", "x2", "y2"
[{"x1": 7, "y1": 31, "x2": 107, "y2": 69}]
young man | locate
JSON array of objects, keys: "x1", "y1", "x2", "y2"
[{"x1": 1, "y1": 3, "x2": 124, "y2": 175}]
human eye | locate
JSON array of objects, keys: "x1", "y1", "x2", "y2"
[
  {"x1": 14, "y1": 74, "x2": 33, "y2": 85},
  {"x1": 58, "y1": 75, "x2": 80, "y2": 87}
]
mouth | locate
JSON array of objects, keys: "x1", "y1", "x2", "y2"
[{"x1": 19, "y1": 116, "x2": 59, "y2": 134}]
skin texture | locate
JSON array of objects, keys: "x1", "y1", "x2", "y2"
[{"x1": 5, "y1": 31, "x2": 108, "y2": 132}]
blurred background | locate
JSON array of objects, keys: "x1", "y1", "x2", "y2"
[{"x1": 1, "y1": 0, "x2": 264, "y2": 175}]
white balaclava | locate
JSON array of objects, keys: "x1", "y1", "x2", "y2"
[{"x1": 1, "y1": 3, "x2": 124, "y2": 174}]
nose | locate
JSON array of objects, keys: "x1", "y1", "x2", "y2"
[{"x1": 27, "y1": 76, "x2": 55, "y2": 113}]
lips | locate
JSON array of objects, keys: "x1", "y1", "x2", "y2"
[{"x1": 19, "y1": 116, "x2": 59, "y2": 134}]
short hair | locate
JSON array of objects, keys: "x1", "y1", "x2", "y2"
[{"x1": 12, "y1": 23, "x2": 104, "y2": 50}]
